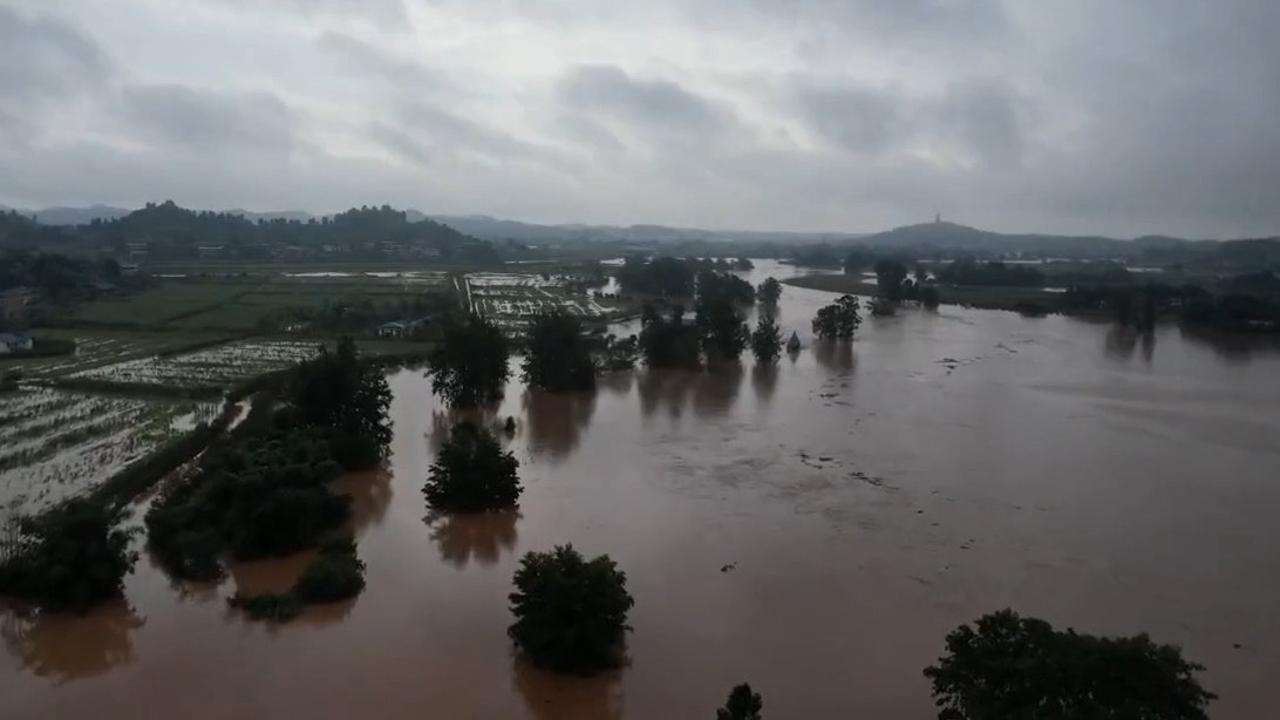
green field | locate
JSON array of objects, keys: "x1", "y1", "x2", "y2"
[{"x1": 783, "y1": 273, "x2": 1068, "y2": 312}]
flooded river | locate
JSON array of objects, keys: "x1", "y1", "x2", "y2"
[{"x1": 4, "y1": 260, "x2": 1280, "y2": 718}]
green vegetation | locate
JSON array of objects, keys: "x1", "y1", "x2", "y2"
[
  {"x1": 812, "y1": 295, "x2": 862, "y2": 340},
  {"x1": 638, "y1": 304, "x2": 702, "y2": 368},
  {"x1": 423, "y1": 421, "x2": 522, "y2": 512},
  {"x1": 750, "y1": 313, "x2": 782, "y2": 365},
  {"x1": 522, "y1": 310, "x2": 596, "y2": 391},
  {"x1": 598, "y1": 334, "x2": 639, "y2": 371},
  {"x1": 937, "y1": 257, "x2": 1045, "y2": 287},
  {"x1": 508, "y1": 545, "x2": 634, "y2": 675},
  {"x1": 228, "y1": 534, "x2": 366, "y2": 622},
  {"x1": 0, "y1": 498, "x2": 137, "y2": 614},
  {"x1": 756, "y1": 277, "x2": 782, "y2": 305},
  {"x1": 427, "y1": 314, "x2": 510, "y2": 406},
  {"x1": 617, "y1": 256, "x2": 696, "y2": 298},
  {"x1": 695, "y1": 271, "x2": 753, "y2": 361},
  {"x1": 924, "y1": 609, "x2": 1214, "y2": 720},
  {"x1": 874, "y1": 259, "x2": 910, "y2": 301},
  {"x1": 717, "y1": 684, "x2": 764, "y2": 720},
  {"x1": 145, "y1": 339, "x2": 391, "y2": 580}
]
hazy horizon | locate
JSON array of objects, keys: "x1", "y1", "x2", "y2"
[{"x1": 2, "y1": 1, "x2": 1278, "y2": 239}]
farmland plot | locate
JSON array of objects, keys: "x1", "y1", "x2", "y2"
[
  {"x1": 72, "y1": 340, "x2": 319, "y2": 390},
  {"x1": 0, "y1": 389, "x2": 214, "y2": 514},
  {"x1": 0, "y1": 331, "x2": 226, "y2": 380},
  {"x1": 464, "y1": 273, "x2": 615, "y2": 331}
]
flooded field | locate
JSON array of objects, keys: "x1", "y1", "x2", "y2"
[{"x1": 4, "y1": 261, "x2": 1280, "y2": 718}]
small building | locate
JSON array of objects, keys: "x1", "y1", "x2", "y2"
[
  {"x1": 377, "y1": 317, "x2": 431, "y2": 339},
  {"x1": 0, "y1": 332, "x2": 34, "y2": 354}
]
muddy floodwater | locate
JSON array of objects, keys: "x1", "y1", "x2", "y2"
[{"x1": 4, "y1": 260, "x2": 1280, "y2": 718}]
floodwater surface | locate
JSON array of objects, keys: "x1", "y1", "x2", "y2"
[{"x1": 4, "y1": 260, "x2": 1280, "y2": 718}]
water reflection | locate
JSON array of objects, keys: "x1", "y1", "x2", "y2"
[
  {"x1": 512, "y1": 658, "x2": 623, "y2": 720},
  {"x1": 692, "y1": 362, "x2": 743, "y2": 417},
  {"x1": 812, "y1": 340, "x2": 855, "y2": 374},
  {"x1": 751, "y1": 363, "x2": 778, "y2": 402},
  {"x1": 426, "y1": 510, "x2": 520, "y2": 568},
  {"x1": 1179, "y1": 325, "x2": 1280, "y2": 364},
  {"x1": 336, "y1": 469, "x2": 394, "y2": 532},
  {"x1": 1, "y1": 601, "x2": 144, "y2": 684},
  {"x1": 523, "y1": 390, "x2": 597, "y2": 462},
  {"x1": 428, "y1": 407, "x2": 506, "y2": 452}
]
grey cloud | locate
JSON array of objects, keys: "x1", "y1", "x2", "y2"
[
  {"x1": 199, "y1": 0, "x2": 408, "y2": 28},
  {"x1": 0, "y1": 5, "x2": 109, "y2": 100},
  {"x1": 117, "y1": 84, "x2": 295, "y2": 154},
  {"x1": 318, "y1": 32, "x2": 447, "y2": 92},
  {"x1": 936, "y1": 78, "x2": 1028, "y2": 168},
  {"x1": 558, "y1": 65, "x2": 734, "y2": 145},
  {"x1": 791, "y1": 83, "x2": 905, "y2": 154}
]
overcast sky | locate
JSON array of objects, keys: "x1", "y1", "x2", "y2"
[{"x1": 1, "y1": 0, "x2": 1277, "y2": 238}]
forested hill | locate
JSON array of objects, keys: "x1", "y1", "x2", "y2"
[{"x1": 0, "y1": 201, "x2": 492, "y2": 263}]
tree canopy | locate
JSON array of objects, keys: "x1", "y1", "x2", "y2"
[
  {"x1": 638, "y1": 304, "x2": 702, "y2": 368},
  {"x1": 427, "y1": 314, "x2": 510, "y2": 406},
  {"x1": 618, "y1": 255, "x2": 697, "y2": 297},
  {"x1": 289, "y1": 337, "x2": 393, "y2": 468},
  {"x1": 874, "y1": 259, "x2": 910, "y2": 301},
  {"x1": 757, "y1": 277, "x2": 782, "y2": 305},
  {"x1": 750, "y1": 313, "x2": 782, "y2": 365},
  {"x1": 924, "y1": 609, "x2": 1215, "y2": 720},
  {"x1": 423, "y1": 421, "x2": 522, "y2": 512},
  {"x1": 717, "y1": 683, "x2": 764, "y2": 720},
  {"x1": 508, "y1": 544, "x2": 634, "y2": 675},
  {"x1": 812, "y1": 295, "x2": 862, "y2": 340},
  {"x1": 522, "y1": 310, "x2": 596, "y2": 391},
  {"x1": 0, "y1": 498, "x2": 137, "y2": 614}
]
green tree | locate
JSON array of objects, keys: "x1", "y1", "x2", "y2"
[
  {"x1": 750, "y1": 313, "x2": 782, "y2": 365},
  {"x1": 717, "y1": 683, "x2": 764, "y2": 720},
  {"x1": 756, "y1": 277, "x2": 782, "y2": 305},
  {"x1": 874, "y1": 259, "x2": 909, "y2": 301},
  {"x1": 920, "y1": 285, "x2": 941, "y2": 309},
  {"x1": 427, "y1": 314, "x2": 510, "y2": 406},
  {"x1": 423, "y1": 421, "x2": 522, "y2": 512},
  {"x1": 293, "y1": 535, "x2": 366, "y2": 603},
  {"x1": 924, "y1": 609, "x2": 1215, "y2": 720},
  {"x1": 811, "y1": 295, "x2": 861, "y2": 340},
  {"x1": 638, "y1": 304, "x2": 702, "y2": 368},
  {"x1": 697, "y1": 298, "x2": 750, "y2": 361},
  {"x1": 844, "y1": 249, "x2": 871, "y2": 275},
  {"x1": 290, "y1": 337, "x2": 393, "y2": 468},
  {"x1": 508, "y1": 544, "x2": 634, "y2": 675},
  {"x1": 0, "y1": 498, "x2": 137, "y2": 613},
  {"x1": 522, "y1": 310, "x2": 596, "y2": 391}
]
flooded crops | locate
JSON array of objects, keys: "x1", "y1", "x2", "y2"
[
  {"x1": 4, "y1": 261, "x2": 1280, "y2": 718},
  {"x1": 73, "y1": 341, "x2": 318, "y2": 389}
]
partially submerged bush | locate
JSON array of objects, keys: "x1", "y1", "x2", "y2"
[
  {"x1": 508, "y1": 545, "x2": 633, "y2": 675},
  {"x1": 0, "y1": 498, "x2": 137, "y2": 614},
  {"x1": 227, "y1": 534, "x2": 366, "y2": 622},
  {"x1": 423, "y1": 421, "x2": 522, "y2": 512},
  {"x1": 924, "y1": 609, "x2": 1215, "y2": 720}
]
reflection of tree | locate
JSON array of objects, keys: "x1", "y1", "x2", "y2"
[
  {"x1": 751, "y1": 362, "x2": 778, "y2": 401},
  {"x1": 637, "y1": 369, "x2": 696, "y2": 418},
  {"x1": 1104, "y1": 326, "x2": 1138, "y2": 361},
  {"x1": 512, "y1": 657, "x2": 623, "y2": 720},
  {"x1": 2, "y1": 601, "x2": 143, "y2": 684},
  {"x1": 1178, "y1": 325, "x2": 1280, "y2": 365},
  {"x1": 429, "y1": 407, "x2": 504, "y2": 453},
  {"x1": 523, "y1": 389, "x2": 596, "y2": 461},
  {"x1": 692, "y1": 362, "x2": 743, "y2": 417},
  {"x1": 334, "y1": 469, "x2": 393, "y2": 532},
  {"x1": 596, "y1": 371, "x2": 634, "y2": 396},
  {"x1": 427, "y1": 510, "x2": 520, "y2": 569},
  {"x1": 812, "y1": 339, "x2": 854, "y2": 374}
]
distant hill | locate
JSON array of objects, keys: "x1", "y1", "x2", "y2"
[
  {"x1": 423, "y1": 213, "x2": 864, "y2": 245},
  {"x1": 224, "y1": 209, "x2": 315, "y2": 224},
  {"x1": 860, "y1": 221, "x2": 1129, "y2": 258},
  {"x1": 32, "y1": 205, "x2": 132, "y2": 225}
]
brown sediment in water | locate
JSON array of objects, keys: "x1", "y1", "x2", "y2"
[{"x1": 3, "y1": 260, "x2": 1280, "y2": 718}]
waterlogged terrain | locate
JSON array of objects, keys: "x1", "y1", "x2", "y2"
[{"x1": 4, "y1": 261, "x2": 1280, "y2": 718}]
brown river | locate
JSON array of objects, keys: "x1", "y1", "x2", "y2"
[{"x1": 4, "y1": 260, "x2": 1280, "y2": 718}]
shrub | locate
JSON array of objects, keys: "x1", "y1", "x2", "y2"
[
  {"x1": 924, "y1": 609, "x2": 1215, "y2": 720},
  {"x1": 0, "y1": 498, "x2": 137, "y2": 614},
  {"x1": 294, "y1": 535, "x2": 366, "y2": 603},
  {"x1": 423, "y1": 421, "x2": 522, "y2": 512},
  {"x1": 508, "y1": 545, "x2": 634, "y2": 675}
]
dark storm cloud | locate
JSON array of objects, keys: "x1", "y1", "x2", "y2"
[{"x1": 1, "y1": 0, "x2": 1279, "y2": 236}]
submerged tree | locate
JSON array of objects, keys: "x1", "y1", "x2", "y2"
[
  {"x1": 717, "y1": 683, "x2": 764, "y2": 720},
  {"x1": 427, "y1": 314, "x2": 510, "y2": 406},
  {"x1": 423, "y1": 421, "x2": 522, "y2": 512},
  {"x1": 0, "y1": 498, "x2": 137, "y2": 614},
  {"x1": 508, "y1": 544, "x2": 634, "y2": 675},
  {"x1": 756, "y1": 277, "x2": 782, "y2": 306},
  {"x1": 750, "y1": 313, "x2": 782, "y2": 365},
  {"x1": 638, "y1": 304, "x2": 702, "y2": 368},
  {"x1": 522, "y1": 310, "x2": 596, "y2": 391},
  {"x1": 812, "y1": 295, "x2": 862, "y2": 340},
  {"x1": 874, "y1": 258, "x2": 909, "y2": 301},
  {"x1": 924, "y1": 609, "x2": 1215, "y2": 720},
  {"x1": 290, "y1": 336, "x2": 393, "y2": 468}
]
